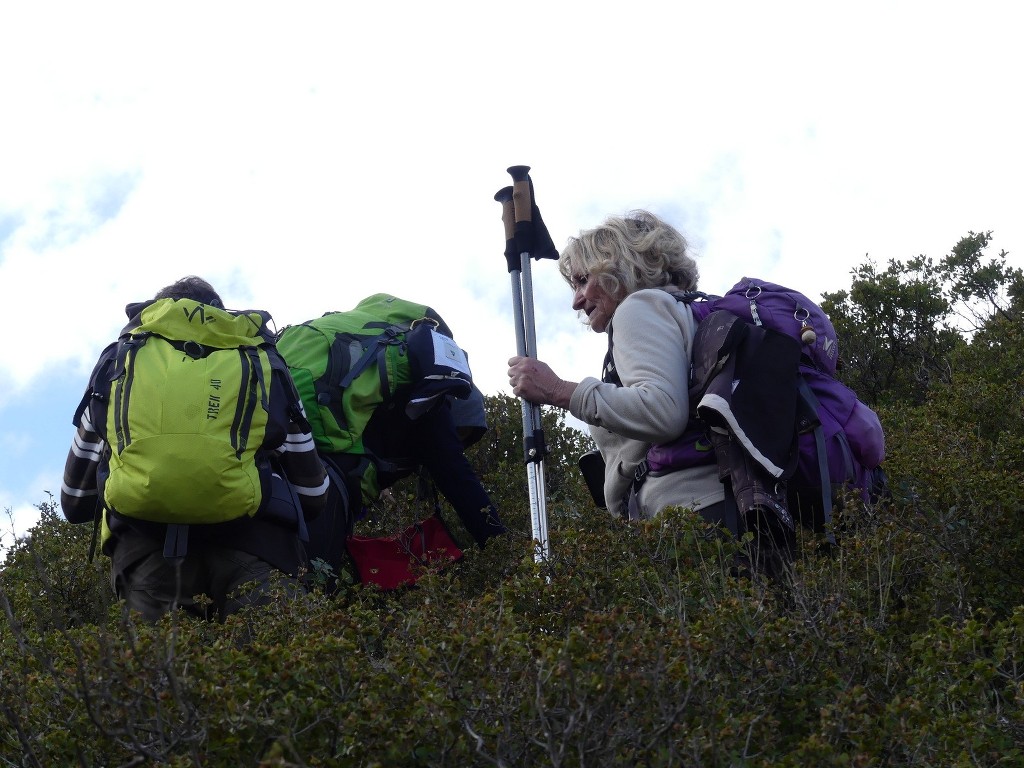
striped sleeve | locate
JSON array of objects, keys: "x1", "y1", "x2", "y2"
[
  {"x1": 60, "y1": 405, "x2": 104, "y2": 524},
  {"x1": 274, "y1": 406, "x2": 330, "y2": 517}
]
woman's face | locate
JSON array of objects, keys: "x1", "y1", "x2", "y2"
[{"x1": 570, "y1": 271, "x2": 621, "y2": 333}]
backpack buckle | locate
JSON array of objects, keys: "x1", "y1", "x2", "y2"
[
  {"x1": 409, "y1": 317, "x2": 439, "y2": 331},
  {"x1": 183, "y1": 340, "x2": 205, "y2": 359}
]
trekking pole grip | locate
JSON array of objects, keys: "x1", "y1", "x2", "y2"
[
  {"x1": 507, "y1": 165, "x2": 533, "y2": 224},
  {"x1": 494, "y1": 186, "x2": 518, "y2": 274},
  {"x1": 494, "y1": 186, "x2": 515, "y2": 242}
]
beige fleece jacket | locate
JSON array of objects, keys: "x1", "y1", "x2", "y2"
[{"x1": 568, "y1": 288, "x2": 724, "y2": 518}]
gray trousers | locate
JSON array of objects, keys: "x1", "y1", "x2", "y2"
[{"x1": 112, "y1": 545, "x2": 302, "y2": 622}]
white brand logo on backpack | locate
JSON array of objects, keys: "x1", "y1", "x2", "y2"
[{"x1": 822, "y1": 336, "x2": 837, "y2": 359}]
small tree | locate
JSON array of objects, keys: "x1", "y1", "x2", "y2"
[
  {"x1": 1, "y1": 497, "x2": 114, "y2": 633},
  {"x1": 821, "y1": 254, "x2": 961, "y2": 407},
  {"x1": 822, "y1": 231, "x2": 1020, "y2": 408}
]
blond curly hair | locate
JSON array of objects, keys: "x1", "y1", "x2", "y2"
[{"x1": 558, "y1": 211, "x2": 699, "y2": 315}]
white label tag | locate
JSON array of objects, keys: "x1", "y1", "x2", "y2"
[{"x1": 430, "y1": 329, "x2": 471, "y2": 376}]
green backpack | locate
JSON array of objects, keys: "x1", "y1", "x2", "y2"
[
  {"x1": 276, "y1": 293, "x2": 473, "y2": 505},
  {"x1": 93, "y1": 298, "x2": 287, "y2": 531}
]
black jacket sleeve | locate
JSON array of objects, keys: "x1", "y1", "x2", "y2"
[{"x1": 412, "y1": 404, "x2": 506, "y2": 547}]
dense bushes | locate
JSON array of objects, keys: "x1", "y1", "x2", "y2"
[{"x1": 3, "y1": 467, "x2": 1023, "y2": 765}]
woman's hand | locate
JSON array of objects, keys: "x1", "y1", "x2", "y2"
[{"x1": 507, "y1": 355, "x2": 578, "y2": 409}]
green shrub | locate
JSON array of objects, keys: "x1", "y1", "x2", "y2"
[{"x1": 2, "y1": 383, "x2": 1023, "y2": 765}]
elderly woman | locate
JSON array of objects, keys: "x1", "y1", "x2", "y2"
[{"x1": 507, "y1": 210, "x2": 724, "y2": 522}]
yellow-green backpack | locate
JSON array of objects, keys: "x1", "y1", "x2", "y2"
[{"x1": 94, "y1": 298, "x2": 286, "y2": 529}]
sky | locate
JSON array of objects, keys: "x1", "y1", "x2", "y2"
[{"x1": 2, "y1": 1, "x2": 1022, "y2": 551}]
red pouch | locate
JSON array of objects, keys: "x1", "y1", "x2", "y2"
[{"x1": 346, "y1": 514, "x2": 464, "y2": 590}]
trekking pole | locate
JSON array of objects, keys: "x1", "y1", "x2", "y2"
[{"x1": 494, "y1": 165, "x2": 558, "y2": 563}]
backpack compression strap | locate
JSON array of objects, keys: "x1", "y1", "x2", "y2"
[
  {"x1": 338, "y1": 324, "x2": 411, "y2": 390},
  {"x1": 314, "y1": 323, "x2": 405, "y2": 441},
  {"x1": 797, "y1": 377, "x2": 837, "y2": 546},
  {"x1": 235, "y1": 346, "x2": 270, "y2": 458}
]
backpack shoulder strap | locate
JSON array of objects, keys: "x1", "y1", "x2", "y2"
[
  {"x1": 266, "y1": 346, "x2": 313, "y2": 439},
  {"x1": 796, "y1": 376, "x2": 837, "y2": 545},
  {"x1": 669, "y1": 289, "x2": 712, "y2": 304},
  {"x1": 601, "y1": 325, "x2": 621, "y2": 386},
  {"x1": 670, "y1": 289, "x2": 719, "y2": 324},
  {"x1": 76, "y1": 342, "x2": 118, "y2": 430}
]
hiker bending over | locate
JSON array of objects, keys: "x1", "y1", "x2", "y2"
[
  {"x1": 60, "y1": 276, "x2": 330, "y2": 622},
  {"x1": 277, "y1": 295, "x2": 507, "y2": 591},
  {"x1": 508, "y1": 211, "x2": 725, "y2": 523}
]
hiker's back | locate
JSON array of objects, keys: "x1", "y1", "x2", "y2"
[{"x1": 60, "y1": 277, "x2": 330, "y2": 622}]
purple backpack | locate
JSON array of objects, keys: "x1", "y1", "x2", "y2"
[
  {"x1": 647, "y1": 277, "x2": 886, "y2": 534},
  {"x1": 687, "y1": 279, "x2": 840, "y2": 375}
]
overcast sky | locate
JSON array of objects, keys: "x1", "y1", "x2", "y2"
[{"x1": 2, "y1": 1, "x2": 1022, "y2": 550}]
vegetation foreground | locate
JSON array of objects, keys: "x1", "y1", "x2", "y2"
[{"x1": 2, "y1": 236, "x2": 1023, "y2": 765}]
